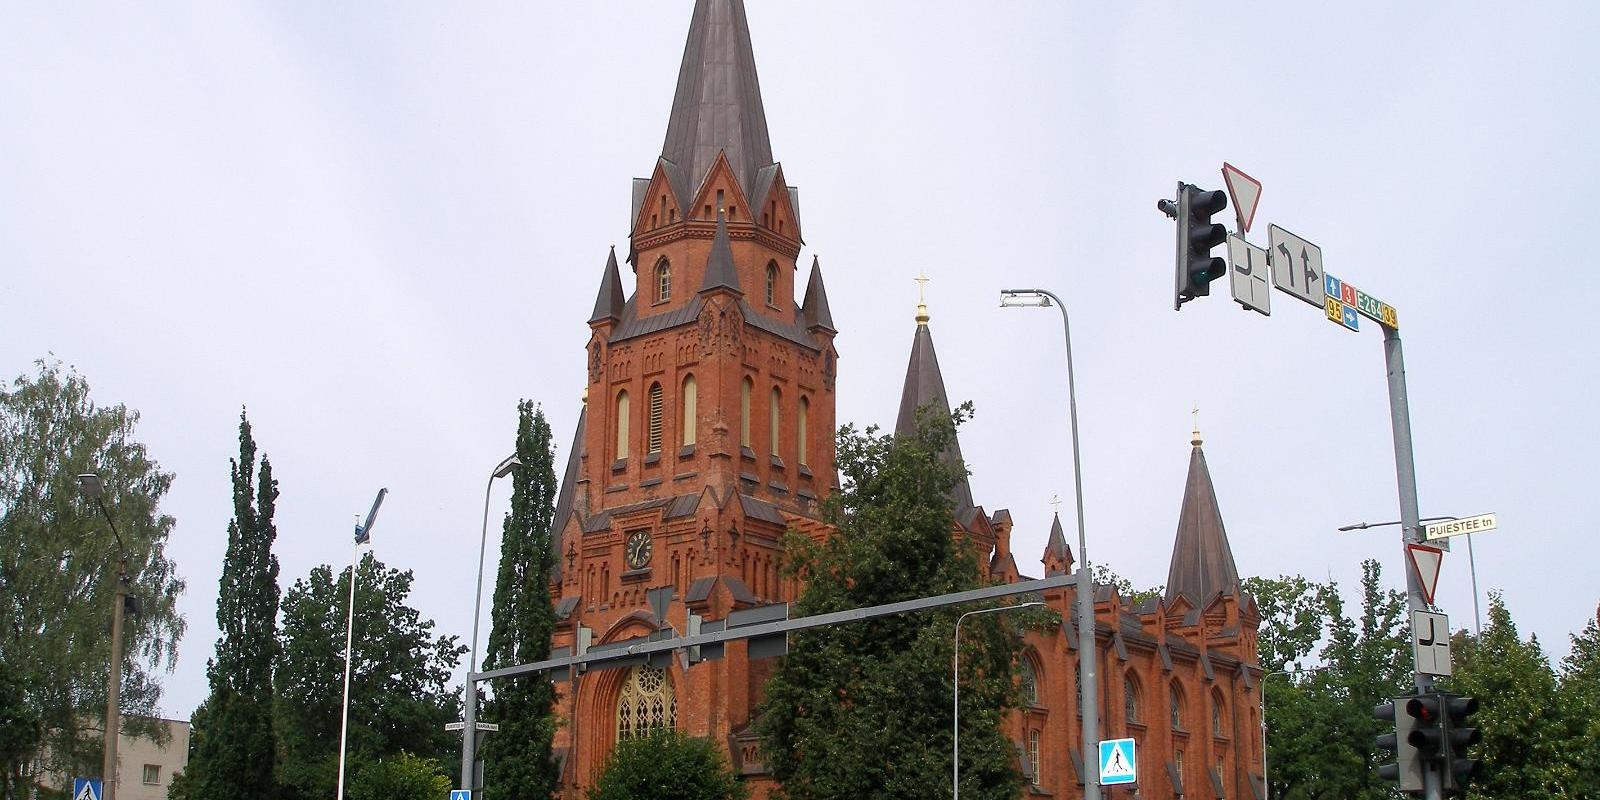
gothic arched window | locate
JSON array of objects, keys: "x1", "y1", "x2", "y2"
[
  {"x1": 616, "y1": 665, "x2": 676, "y2": 740},
  {"x1": 797, "y1": 396, "x2": 810, "y2": 467},
  {"x1": 766, "y1": 261, "x2": 778, "y2": 306},
  {"x1": 1028, "y1": 729, "x2": 1041, "y2": 786},
  {"x1": 615, "y1": 390, "x2": 630, "y2": 460},
  {"x1": 1124, "y1": 674, "x2": 1142, "y2": 724},
  {"x1": 1019, "y1": 658, "x2": 1039, "y2": 706},
  {"x1": 740, "y1": 378, "x2": 752, "y2": 448},
  {"x1": 769, "y1": 387, "x2": 781, "y2": 456},
  {"x1": 647, "y1": 382, "x2": 664, "y2": 454},
  {"x1": 681, "y1": 375, "x2": 697, "y2": 447},
  {"x1": 1212, "y1": 689, "x2": 1227, "y2": 737},
  {"x1": 1170, "y1": 683, "x2": 1186, "y2": 731},
  {"x1": 655, "y1": 258, "x2": 671, "y2": 303}
]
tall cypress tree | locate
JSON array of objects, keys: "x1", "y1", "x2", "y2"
[
  {"x1": 480, "y1": 402, "x2": 559, "y2": 799},
  {"x1": 185, "y1": 412, "x2": 281, "y2": 800}
]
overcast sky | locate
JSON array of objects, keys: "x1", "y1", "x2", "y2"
[{"x1": 4, "y1": 2, "x2": 1597, "y2": 719}]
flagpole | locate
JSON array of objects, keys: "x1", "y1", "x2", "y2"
[{"x1": 337, "y1": 489, "x2": 387, "y2": 800}]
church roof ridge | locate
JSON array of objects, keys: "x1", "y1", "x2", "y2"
[{"x1": 661, "y1": 0, "x2": 774, "y2": 202}]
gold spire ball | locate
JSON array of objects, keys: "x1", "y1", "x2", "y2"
[
  {"x1": 1191, "y1": 404, "x2": 1203, "y2": 447},
  {"x1": 914, "y1": 271, "x2": 931, "y2": 325}
]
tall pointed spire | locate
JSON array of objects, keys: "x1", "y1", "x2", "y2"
[
  {"x1": 550, "y1": 404, "x2": 587, "y2": 582},
  {"x1": 895, "y1": 311, "x2": 975, "y2": 517},
  {"x1": 699, "y1": 212, "x2": 742, "y2": 294},
  {"x1": 801, "y1": 255, "x2": 835, "y2": 332},
  {"x1": 1042, "y1": 512, "x2": 1074, "y2": 575},
  {"x1": 661, "y1": 0, "x2": 774, "y2": 196},
  {"x1": 588, "y1": 246, "x2": 625, "y2": 324},
  {"x1": 1164, "y1": 434, "x2": 1242, "y2": 606}
]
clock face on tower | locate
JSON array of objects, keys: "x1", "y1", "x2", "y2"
[{"x1": 625, "y1": 530, "x2": 652, "y2": 569}]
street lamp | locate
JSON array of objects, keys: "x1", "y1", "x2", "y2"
[
  {"x1": 999, "y1": 287, "x2": 1101, "y2": 800},
  {"x1": 77, "y1": 473, "x2": 128, "y2": 800},
  {"x1": 337, "y1": 488, "x2": 387, "y2": 800},
  {"x1": 953, "y1": 602, "x2": 1044, "y2": 800},
  {"x1": 1259, "y1": 666, "x2": 1320, "y2": 800},
  {"x1": 461, "y1": 454, "x2": 520, "y2": 796},
  {"x1": 1338, "y1": 516, "x2": 1481, "y2": 634}
]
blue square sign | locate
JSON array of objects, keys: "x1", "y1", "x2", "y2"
[
  {"x1": 450, "y1": 791, "x2": 471, "y2": 800},
  {"x1": 73, "y1": 778, "x2": 103, "y2": 800},
  {"x1": 1098, "y1": 738, "x2": 1137, "y2": 786}
]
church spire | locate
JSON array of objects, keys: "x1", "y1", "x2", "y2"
[
  {"x1": 699, "y1": 212, "x2": 742, "y2": 295},
  {"x1": 1164, "y1": 432, "x2": 1242, "y2": 607},
  {"x1": 895, "y1": 304, "x2": 975, "y2": 519},
  {"x1": 588, "y1": 246, "x2": 625, "y2": 324},
  {"x1": 1042, "y1": 511, "x2": 1074, "y2": 575},
  {"x1": 801, "y1": 255, "x2": 835, "y2": 332},
  {"x1": 661, "y1": 0, "x2": 774, "y2": 197}
]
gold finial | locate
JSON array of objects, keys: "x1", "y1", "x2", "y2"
[
  {"x1": 582, "y1": 386, "x2": 589, "y2": 404},
  {"x1": 1050, "y1": 493, "x2": 1062, "y2": 515},
  {"x1": 914, "y1": 271, "x2": 930, "y2": 325},
  {"x1": 1191, "y1": 404, "x2": 1203, "y2": 446}
]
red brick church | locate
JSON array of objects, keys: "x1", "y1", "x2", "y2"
[{"x1": 542, "y1": 2, "x2": 1264, "y2": 797}]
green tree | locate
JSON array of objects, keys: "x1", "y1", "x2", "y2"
[
  {"x1": 757, "y1": 404, "x2": 1025, "y2": 800},
  {"x1": 587, "y1": 730, "x2": 746, "y2": 800},
  {"x1": 186, "y1": 413, "x2": 280, "y2": 800},
  {"x1": 1445, "y1": 593, "x2": 1573, "y2": 798},
  {"x1": 481, "y1": 402, "x2": 560, "y2": 800},
  {"x1": 1556, "y1": 605, "x2": 1600, "y2": 798},
  {"x1": 0, "y1": 659, "x2": 40, "y2": 800},
  {"x1": 347, "y1": 752, "x2": 453, "y2": 800},
  {"x1": 274, "y1": 553, "x2": 464, "y2": 800},
  {"x1": 0, "y1": 359, "x2": 185, "y2": 792}
]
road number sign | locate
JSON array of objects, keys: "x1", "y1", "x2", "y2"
[
  {"x1": 1227, "y1": 234, "x2": 1270, "y2": 316},
  {"x1": 1411, "y1": 610, "x2": 1452, "y2": 676},
  {"x1": 1268, "y1": 224, "x2": 1325, "y2": 309}
]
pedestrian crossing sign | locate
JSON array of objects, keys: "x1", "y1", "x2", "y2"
[
  {"x1": 1098, "y1": 738, "x2": 1137, "y2": 786},
  {"x1": 73, "y1": 778, "x2": 102, "y2": 800},
  {"x1": 450, "y1": 791, "x2": 471, "y2": 800}
]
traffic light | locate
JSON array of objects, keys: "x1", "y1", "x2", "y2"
[
  {"x1": 1157, "y1": 182, "x2": 1229, "y2": 310},
  {"x1": 1442, "y1": 694, "x2": 1482, "y2": 795},
  {"x1": 1375, "y1": 698, "x2": 1423, "y2": 793}
]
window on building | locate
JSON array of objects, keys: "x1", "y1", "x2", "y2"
[
  {"x1": 655, "y1": 258, "x2": 671, "y2": 303},
  {"x1": 1020, "y1": 658, "x2": 1039, "y2": 706},
  {"x1": 766, "y1": 261, "x2": 778, "y2": 306},
  {"x1": 797, "y1": 396, "x2": 810, "y2": 466},
  {"x1": 1175, "y1": 749, "x2": 1185, "y2": 781},
  {"x1": 1212, "y1": 690, "x2": 1227, "y2": 737},
  {"x1": 1170, "y1": 683, "x2": 1185, "y2": 730},
  {"x1": 1028, "y1": 729, "x2": 1041, "y2": 786},
  {"x1": 769, "y1": 387, "x2": 781, "y2": 456},
  {"x1": 716, "y1": 189, "x2": 724, "y2": 214},
  {"x1": 1124, "y1": 675, "x2": 1142, "y2": 724},
  {"x1": 740, "y1": 378, "x2": 752, "y2": 448},
  {"x1": 681, "y1": 375, "x2": 697, "y2": 447},
  {"x1": 616, "y1": 665, "x2": 677, "y2": 740},
  {"x1": 615, "y1": 390, "x2": 630, "y2": 460},
  {"x1": 143, "y1": 764, "x2": 161, "y2": 785},
  {"x1": 647, "y1": 382, "x2": 664, "y2": 454}
]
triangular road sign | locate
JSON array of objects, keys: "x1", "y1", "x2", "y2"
[
  {"x1": 1407, "y1": 543, "x2": 1444, "y2": 605},
  {"x1": 1221, "y1": 162, "x2": 1262, "y2": 234}
]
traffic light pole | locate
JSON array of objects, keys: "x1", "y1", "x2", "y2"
[{"x1": 1382, "y1": 325, "x2": 1443, "y2": 800}]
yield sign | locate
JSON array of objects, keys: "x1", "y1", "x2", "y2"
[
  {"x1": 1221, "y1": 162, "x2": 1262, "y2": 234},
  {"x1": 1407, "y1": 543, "x2": 1444, "y2": 605}
]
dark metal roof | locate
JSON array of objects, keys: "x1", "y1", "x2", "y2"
[
  {"x1": 550, "y1": 406, "x2": 586, "y2": 582},
  {"x1": 742, "y1": 299, "x2": 820, "y2": 352},
  {"x1": 661, "y1": 0, "x2": 774, "y2": 201},
  {"x1": 738, "y1": 492, "x2": 787, "y2": 526},
  {"x1": 609, "y1": 295, "x2": 704, "y2": 344},
  {"x1": 1043, "y1": 512, "x2": 1072, "y2": 567},
  {"x1": 1164, "y1": 440, "x2": 1243, "y2": 607},
  {"x1": 894, "y1": 319, "x2": 975, "y2": 515},
  {"x1": 699, "y1": 212, "x2": 742, "y2": 294},
  {"x1": 588, "y1": 247, "x2": 626, "y2": 324},
  {"x1": 686, "y1": 576, "x2": 718, "y2": 604},
  {"x1": 665, "y1": 492, "x2": 701, "y2": 520},
  {"x1": 801, "y1": 256, "x2": 835, "y2": 332}
]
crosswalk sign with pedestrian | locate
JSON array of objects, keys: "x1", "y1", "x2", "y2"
[
  {"x1": 1098, "y1": 737, "x2": 1137, "y2": 785},
  {"x1": 73, "y1": 778, "x2": 102, "y2": 800}
]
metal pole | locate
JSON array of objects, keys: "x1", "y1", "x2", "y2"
[
  {"x1": 1382, "y1": 326, "x2": 1440, "y2": 800},
  {"x1": 953, "y1": 603, "x2": 1043, "y2": 799},
  {"x1": 464, "y1": 456, "x2": 517, "y2": 795},
  {"x1": 1467, "y1": 533, "x2": 1482, "y2": 635},
  {"x1": 335, "y1": 542, "x2": 360, "y2": 800},
  {"x1": 104, "y1": 560, "x2": 126, "y2": 800}
]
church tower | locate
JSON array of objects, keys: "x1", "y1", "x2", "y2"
[{"x1": 548, "y1": 1, "x2": 836, "y2": 795}]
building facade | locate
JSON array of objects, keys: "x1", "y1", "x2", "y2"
[
  {"x1": 542, "y1": 2, "x2": 1263, "y2": 797},
  {"x1": 31, "y1": 717, "x2": 190, "y2": 800}
]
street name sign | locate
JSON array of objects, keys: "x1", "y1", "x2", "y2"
[
  {"x1": 1406, "y1": 543, "x2": 1444, "y2": 605},
  {"x1": 1425, "y1": 513, "x2": 1497, "y2": 542},
  {"x1": 1411, "y1": 610, "x2": 1452, "y2": 677},
  {"x1": 1098, "y1": 738, "x2": 1137, "y2": 785},
  {"x1": 1227, "y1": 234, "x2": 1271, "y2": 315},
  {"x1": 73, "y1": 778, "x2": 101, "y2": 800},
  {"x1": 1268, "y1": 224, "x2": 1325, "y2": 309},
  {"x1": 1222, "y1": 162, "x2": 1262, "y2": 234}
]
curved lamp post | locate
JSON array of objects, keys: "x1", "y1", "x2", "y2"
[
  {"x1": 77, "y1": 473, "x2": 127, "y2": 800},
  {"x1": 954, "y1": 602, "x2": 1044, "y2": 799},
  {"x1": 1000, "y1": 287, "x2": 1101, "y2": 800},
  {"x1": 1339, "y1": 516, "x2": 1480, "y2": 634},
  {"x1": 460, "y1": 454, "x2": 520, "y2": 795}
]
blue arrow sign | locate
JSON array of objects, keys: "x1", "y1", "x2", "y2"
[{"x1": 1098, "y1": 738, "x2": 1137, "y2": 785}]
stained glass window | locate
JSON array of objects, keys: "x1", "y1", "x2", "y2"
[{"x1": 617, "y1": 665, "x2": 677, "y2": 740}]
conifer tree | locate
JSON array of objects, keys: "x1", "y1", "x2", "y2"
[
  {"x1": 480, "y1": 402, "x2": 560, "y2": 800},
  {"x1": 1557, "y1": 607, "x2": 1600, "y2": 798},
  {"x1": 186, "y1": 412, "x2": 280, "y2": 800},
  {"x1": 757, "y1": 404, "x2": 1025, "y2": 800}
]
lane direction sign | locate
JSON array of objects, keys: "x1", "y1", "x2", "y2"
[
  {"x1": 1268, "y1": 224, "x2": 1325, "y2": 309},
  {"x1": 1406, "y1": 543, "x2": 1444, "y2": 605},
  {"x1": 1098, "y1": 738, "x2": 1137, "y2": 786},
  {"x1": 1222, "y1": 162, "x2": 1262, "y2": 234},
  {"x1": 1227, "y1": 234, "x2": 1271, "y2": 316},
  {"x1": 1425, "y1": 513, "x2": 1497, "y2": 542},
  {"x1": 1411, "y1": 610, "x2": 1452, "y2": 677}
]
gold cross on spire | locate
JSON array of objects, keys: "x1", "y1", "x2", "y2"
[
  {"x1": 914, "y1": 272, "x2": 931, "y2": 325},
  {"x1": 1191, "y1": 404, "x2": 1203, "y2": 446}
]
